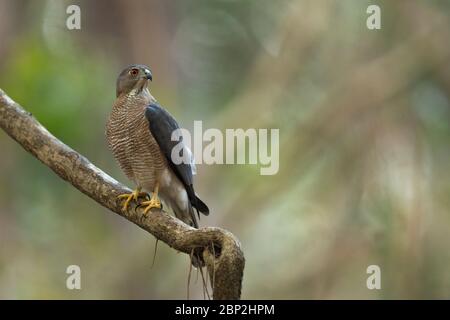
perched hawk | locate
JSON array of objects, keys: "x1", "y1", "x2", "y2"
[{"x1": 106, "y1": 64, "x2": 209, "y2": 228}]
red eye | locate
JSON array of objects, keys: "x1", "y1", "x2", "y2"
[{"x1": 129, "y1": 68, "x2": 139, "y2": 76}]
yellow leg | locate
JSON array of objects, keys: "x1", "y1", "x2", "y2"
[
  {"x1": 140, "y1": 182, "x2": 162, "y2": 215},
  {"x1": 117, "y1": 187, "x2": 148, "y2": 211}
]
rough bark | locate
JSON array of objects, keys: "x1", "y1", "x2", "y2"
[{"x1": 0, "y1": 89, "x2": 244, "y2": 300}]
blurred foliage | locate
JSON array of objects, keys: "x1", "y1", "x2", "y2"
[
  {"x1": 0, "y1": 0, "x2": 449, "y2": 299},
  {"x1": 2, "y1": 37, "x2": 114, "y2": 146}
]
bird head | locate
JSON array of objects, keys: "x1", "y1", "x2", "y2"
[{"x1": 116, "y1": 64, "x2": 153, "y2": 97}]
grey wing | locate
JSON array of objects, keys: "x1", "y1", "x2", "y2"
[{"x1": 145, "y1": 102, "x2": 209, "y2": 216}]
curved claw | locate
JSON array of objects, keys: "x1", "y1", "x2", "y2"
[
  {"x1": 135, "y1": 200, "x2": 163, "y2": 216},
  {"x1": 137, "y1": 202, "x2": 160, "y2": 224},
  {"x1": 117, "y1": 189, "x2": 149, "y2": 211},
  {"x1": 141, "y1": 198, "x2": 162, "y2": 215}
]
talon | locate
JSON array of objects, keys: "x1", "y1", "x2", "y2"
[
  {"x1": 117, "y1": 188, "x2": 149, "y2": 211},
  {"x1": 141, "y1": 198, "x2": 162, "y2": 215},
  {"x1": 138, "y1": 182, "x2": 161, "y2": 216}
]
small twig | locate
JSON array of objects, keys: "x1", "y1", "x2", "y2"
[
  {"x1": 150, "y1": 238, "x2": 159, "y2": 269},
  {"x1": 211, "y1": 241, "x2": 216, "y2": 292},
  {"x1": 187, "y1": 249, "x2": 194, "y2": 300}
]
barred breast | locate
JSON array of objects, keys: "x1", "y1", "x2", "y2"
[{"x1": 106, "y1": 93, "x2": 167, "y2": 191}]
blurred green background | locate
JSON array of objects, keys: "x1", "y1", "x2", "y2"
[{"x1": 0, "y1": 0, "x2": 450, "y2": 299}]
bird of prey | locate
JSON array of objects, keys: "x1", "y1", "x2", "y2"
[{"x1": 106, "y1": 64, "x2": 209, "y2": 228}]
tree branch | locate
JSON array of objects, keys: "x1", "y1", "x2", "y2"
[{"x1": 0, "y1": 89, "x2": 244, "y2": 300}]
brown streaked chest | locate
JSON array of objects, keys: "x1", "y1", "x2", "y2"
[{"x1": 106, "y1": 92, "x2": 167, "y2": 187}]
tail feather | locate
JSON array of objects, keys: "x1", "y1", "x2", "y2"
[
  {"x1": 173, "y1": 204, "x2": 198, "y2": 229},
  {"x1": 188, "y1": 204, "x2": 199, "y2": 229},
  {"x1": 186, "y1": 185, "x2": 209, "y2": 217},
  {"x1": 177, "y1": 204, "x2": 203, "y2": 268},
  {"x1": 192, "y1": 195, "x2": 209, "y2": 216}
]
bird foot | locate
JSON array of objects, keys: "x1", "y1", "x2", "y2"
[
  {"x1": 117, "y1": 189, "x2": 149, "y2": 211},
  {"x1": 140, "y1": 198, "x2": 162, "y2": 215}
]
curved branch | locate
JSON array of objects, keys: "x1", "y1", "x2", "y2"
[{"x1": 0, "y1": 89, "x2": 244, "y2": 300}]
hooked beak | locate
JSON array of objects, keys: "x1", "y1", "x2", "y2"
[{"x1": 144, "y1": 69, "x2": 153, "y2": 81}]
